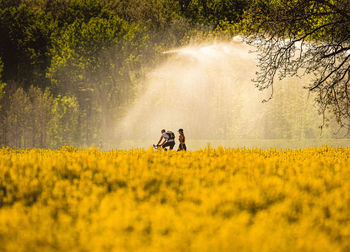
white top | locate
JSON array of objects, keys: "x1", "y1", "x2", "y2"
[{"x1": 162, "y1": 132, "x2": 174, "y2": 142}]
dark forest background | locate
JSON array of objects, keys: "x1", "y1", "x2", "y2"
[{"x1": 0, "y1": 0, "x2": 251, "y2": 148}]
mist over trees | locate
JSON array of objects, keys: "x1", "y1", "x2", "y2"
[
  {"x1": 240, "y1": 0, "x2": 350, "y2": 131},
  {"x1": 0, "y1": 0, "x2": 349, "y2": 148}
]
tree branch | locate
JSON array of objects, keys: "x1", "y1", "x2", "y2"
[{"x1": 310, "y1": 53, "x2": 350, "y2": 91}]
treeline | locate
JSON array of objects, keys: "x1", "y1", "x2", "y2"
[
  {"x1": 0, "y1": 0, "x2": 249, "y2": 148},
  {"x1": 2, "y1": 0, "x2": 343, "y2": 148}
]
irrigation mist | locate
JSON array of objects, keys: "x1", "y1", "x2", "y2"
[{"x1": 115, "y1": 38, "x2": 348, "y2": 149}]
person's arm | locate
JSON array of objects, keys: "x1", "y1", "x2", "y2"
[
  {"x1": 157, "y1": 136, "x2": 163, "y2": 146},
  {"x1": 160, "y1": 139, "x2": 167, "y2": 146}
]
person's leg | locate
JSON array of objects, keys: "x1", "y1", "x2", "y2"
[
  {"x1": 169, "y1": 142, "x2": 175, "y2": 150},
  {"x1": 162, "y1": 142, "x2": 171, "y2": 150}
]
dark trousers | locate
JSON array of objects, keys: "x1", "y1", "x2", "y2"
[
  {"x1": 178, "y1": 144, "x2": 187, "y2": 151},
  {"x1": 162, "y1": 141, "x2": 175, "y2": 150}
]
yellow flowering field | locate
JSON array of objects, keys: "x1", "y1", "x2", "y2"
[{"x1": 0, "y1": 146, "x2": 350, "y2": 252}]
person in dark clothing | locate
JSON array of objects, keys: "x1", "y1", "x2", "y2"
[
  {"x1": 177, "y1": 128, "x2": 186, "y2": 151},
  {"x1": 156, "y1": 129, "x2": 175, "y2": 151}
]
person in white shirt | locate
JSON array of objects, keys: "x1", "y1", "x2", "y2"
[{"x1": 156, "y1": 129, "x2": 175, "y2": 150}]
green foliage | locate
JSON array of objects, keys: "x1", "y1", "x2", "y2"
[
  {"x1": 179, "y1": 0, "x2": 249, "y2": 26},
  {"x1": 48, "y1": 15, "x2": 147, "y2": 92},
  {"x1": 0, "y1": 4, "x2": 56, "y2": 88},
  {"x1": 239, "y1": 0, "x2": 346, "y2": 41},
  {"x1": 47, "y1": 14, "x2": 149, "y2": 144},
  {"x1": 49, "y1": 95, "x2": 80, "y2": 148},
  {"x1": 48, "y1": 0, "x2": 115, "y2": 27}
]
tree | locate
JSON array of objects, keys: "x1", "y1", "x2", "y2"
[
  {"x1": 6, "y1": 87, "x2": 31, "y2": 147},
  {"x1": 28, "y1": 86, "x2": 54, "y2": 147},
  {"x1": 240, "y1": 0, "x2": 350, "y2": 131},
  {"x1": 177, "y1": 0, "x2": 250, "y2": 26},
  {"x1": 0, "y1": 59, "x2": 6, "y2": 146},
  {"x1": 0, "y1": 5, "x2": 56, "y2": 89},
  {"x1": 0, "y1": 58, "x2": 5, "y2": 111},
  {"x1": 47, "y1": 15, "x2": 148, "y2": 145},
  {"x1": 49, "y1": 95, "x2": 79, "y2": 148}
]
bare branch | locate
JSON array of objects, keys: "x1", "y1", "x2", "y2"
[{"x1": 310, "y1": 53, "x2": 350, "y2": 91}]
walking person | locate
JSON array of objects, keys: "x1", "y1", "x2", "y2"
[
  {"x1": 177, "y1": 128, "x2": 187, "y2": 151},
  {"x1": 156, "y1": 129, "x2": 175, "y2": 151}
]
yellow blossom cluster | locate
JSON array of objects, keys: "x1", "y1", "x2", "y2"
[{"x1": 0, "y1": 146, "x2": 349, "y2": 251}]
